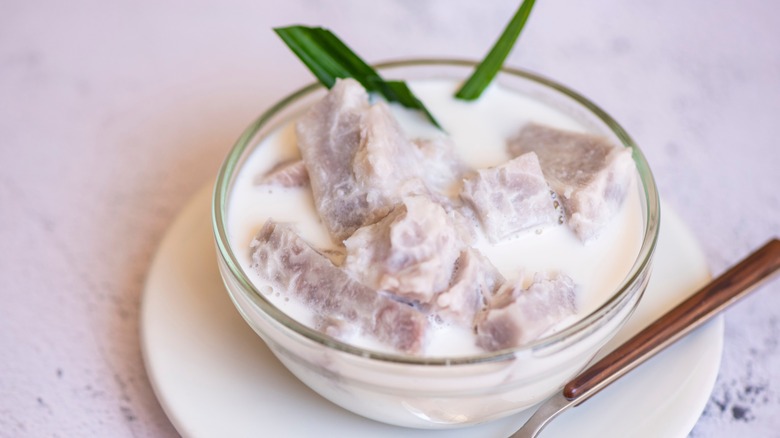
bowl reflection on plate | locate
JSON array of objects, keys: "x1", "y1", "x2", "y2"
[{"x1": 212, "y1": 59, "x2": 660, "y2": 429}]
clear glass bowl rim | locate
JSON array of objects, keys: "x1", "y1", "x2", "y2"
[{"x1": 212, "y1": 58, "x2": 661, "y2": 366}]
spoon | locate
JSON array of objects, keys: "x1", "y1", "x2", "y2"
[{"x1": 510, "y1": 238, "x2": 780, "y2": 438}]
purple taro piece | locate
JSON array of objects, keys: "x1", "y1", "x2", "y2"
[
  {"x1": 460, "y1": 152, "x2": 560, "y2": 243},
  {"x1": 255, "y1": 159, "x2": 309, "y2": 188},
  {"x1": 412, "y1": 136, "x2": 468, "y2": 196},
  {"x1": 344, "y1": 196, "x2": 466, "y2": 304},
  {"x1": 250, "y1": 220, "x2": 427, "y2": 354},
  {"x1": 297, "y1": 79, "x2": 460, "y2": 242},
  {"x1": 351, "y1": 102, "x2": 430, "y2": 198},
  {"x1": 507, "y1": 123, "x2": 636, "y2": 241},
  {"x1": 476, "y1": 272, "x2": 577, "y2": 351},
  {"x1": 295, "y1": 79, "x2": 373, "y2": 241},
  {"x1": 435, "y1": 248, "x2": 505, "y2": 326}
]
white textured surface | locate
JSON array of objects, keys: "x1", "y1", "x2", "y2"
[{"x1": 0, "y1": 1, "x2": 778, "y2": 437}]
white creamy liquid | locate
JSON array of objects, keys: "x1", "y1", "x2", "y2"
[{"x1": 227, "y1": 80, "x2": 644, "y2": 357}]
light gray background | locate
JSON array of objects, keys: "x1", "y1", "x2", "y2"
[{"x1": 1, "y1": 0, "x2": 778, "y2": 436}]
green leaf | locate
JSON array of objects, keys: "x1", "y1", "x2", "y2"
[
  {"x1": 274, "y1": 25, "x2": 441, "y2": 128},
  {"x1": 379, "y1": 80, "x2": 441, "y2": 128},
  {"x1": 455, "y1": 0, "x2": 536, "y2": 101}
]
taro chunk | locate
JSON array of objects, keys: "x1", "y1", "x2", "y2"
[
  {"x1": 412, "y1": 136, "x2": 468, "y2": 196},
  {"x1": 295, "y1": 78, "x2": 373, "y2": 240},
  {"x1": 344, "y1": 196, "x2": 466, "y2": 304},
  {"x1": 250, "y1": 220, "x2": 427, "y2": 354},
  {"x1": 296, "y1": 79, "x2": 438, "y2": 241},
  {"x1": 255, "y1": 159, "x2": 309, "y2": 188},
  {"x1": 460, "y1": 152, "x2": 560, "y2": 243},
  {"x1": 476, "y1": 272, "x2": 577, "y2": 351},
  {"x1": 351, "y1": 103, "x2": 429, "y2": 198},
  {"x1": 507, "y1": 123, "x2": 636, "y2": 241},
  {"x1": 434, "y1": 248, "x2": 505, "y2": 326}
]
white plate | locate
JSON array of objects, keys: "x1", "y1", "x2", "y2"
[{"x1": 141, "y1": 184, "x2": 723, "y2": 438}]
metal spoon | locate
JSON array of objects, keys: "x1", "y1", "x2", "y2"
[{"x1": 510, "y1": 238, "x2": 780, "y2": 438}]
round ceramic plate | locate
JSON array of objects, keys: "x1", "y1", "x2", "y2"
[{"x1": 141, "y1": 184, "x2": 723, "y2": 438}]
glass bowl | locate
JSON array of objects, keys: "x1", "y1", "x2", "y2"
[{"x1": 212, "y1": 59, "x2": 660, "y2": 429}]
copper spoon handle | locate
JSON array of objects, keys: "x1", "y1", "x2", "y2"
[
  {"x1": 511, "y1": 238, "x2": 780, "y2": 437},
  {"x1": 564, "y1": 238, "x2": 780, "y2": 401}
]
